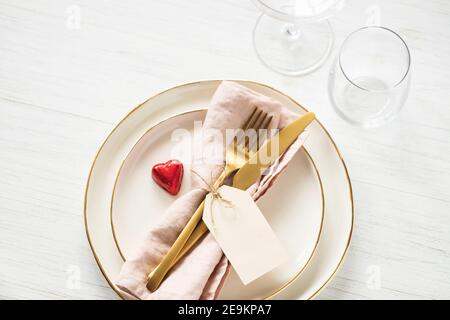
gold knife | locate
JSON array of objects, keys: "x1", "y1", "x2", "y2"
[{"x1": 146, "y1": 112, "x2": 315, "y2": 291}]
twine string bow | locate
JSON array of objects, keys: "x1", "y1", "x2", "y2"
[{"x1": 190, "y1": 169, "x2": 235, "y2": 232}]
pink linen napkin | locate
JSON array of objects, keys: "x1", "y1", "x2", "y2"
[{"x1": 116, "y1": 81, "x2": 308, "y2": 300}]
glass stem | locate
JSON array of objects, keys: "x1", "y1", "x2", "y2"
[{"x1": 284, "y1": 23, "x2": 301, "y2": 40}]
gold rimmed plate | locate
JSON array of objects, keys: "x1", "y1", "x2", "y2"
[
  {"x1": 110, "y1": 109, "x2": 324, "y2": 299},
  {"x1": 84, "y1": 80, "x2": 354, "y2": 300}
]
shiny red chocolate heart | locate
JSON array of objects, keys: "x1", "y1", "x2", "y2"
[{"x1": 151, "y1": 160, "x2": 184, "y2": 195}]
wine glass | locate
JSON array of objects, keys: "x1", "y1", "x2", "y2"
[
  {"x1": 252, "y1": 0, "x2": 345, "y2": 76},
  {"x1": 328, "y1": 26, "x2": 411, "y2": 128}
]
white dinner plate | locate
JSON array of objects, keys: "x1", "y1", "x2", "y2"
[
  {"x1": 84, "y1": 80, "x2": 354, "y2": 300},
  {"x1": 110, "y1": 110, "x2": 324, "y2": 299}
]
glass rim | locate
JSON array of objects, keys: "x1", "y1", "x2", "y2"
[
  {"x1": 252, "y1": 0, "x2": 344, "y2": 21},
  {"x1": 338, "y1": 26, "x2": 411, "y2": 92}
]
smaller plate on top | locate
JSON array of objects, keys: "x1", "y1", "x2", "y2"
[{"x1": 110, "y1": 110, "x2": 324, "y2": 299}]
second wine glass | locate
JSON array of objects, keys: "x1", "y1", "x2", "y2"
[{"x1": 328, "y1": 26, "x2": 411, "y2": 128}]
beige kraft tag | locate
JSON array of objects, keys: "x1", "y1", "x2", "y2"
[{"x1": 203, "y1": 185, "x2": 289, "y2": 285}]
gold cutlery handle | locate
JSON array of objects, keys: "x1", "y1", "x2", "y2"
[
  {"x1": 146, "y1": 169, "x2": 228, "y2": 291},
  {"x1": 172, "y1": 221, "x2": 208, "y2": 267},
  {"x1": 146, "y1": 200, "x2": 205, "y2": 291}
]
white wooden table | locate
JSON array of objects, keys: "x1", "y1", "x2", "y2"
[{"x1": 1, "y1": 0, "x2": 449, "y2": 300}]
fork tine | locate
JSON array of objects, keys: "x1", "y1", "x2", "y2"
[
  {"x1": 252, "y1": 112, "x2": 268, "y2": 152},
  {"x1": 241, "y1": 105, "x2": 258, "y2": 130},
  {"x1": 235, "y1": 107, "x2": 261, "y2": 148},
  {"x1": 257, "y1": 115, "x2": 273, "y2": 149},
  {"x1": 245, "y1": 108, "x2": 263, "y2": 130},
  {"x1": 243, "y1": 111, "x2": 266, "y2": 152},
  {"x1": 232, "y1": 106, "x2": 258, "y2": 155},
  {"x1": 240, "y1": 112, "x2": 271, "y2": 156},
  {"x1": 252, "y1": 112, "x2": 268, "y2": 130},
  {"x1": 261, "y1": 114, "x2": 272, "y2": 130},
  {"x1": 234, "y1": 107, "x2": 272, "y2": 159}
]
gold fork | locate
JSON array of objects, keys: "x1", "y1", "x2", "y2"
[
  {"x1": 171, "y1": 109, "x2": 274, "y2": 265},
  {"x1": 146, "y1": 106, "x2": 272, "y2": 291}
]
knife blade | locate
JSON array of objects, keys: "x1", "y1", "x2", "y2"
[{"x1": 232, "y1": 111, "x2": 315, "y2": 190}]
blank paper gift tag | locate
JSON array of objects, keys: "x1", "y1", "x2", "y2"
[{"x1": 203, "y1": 185, "x2": 288, "y2": 285}]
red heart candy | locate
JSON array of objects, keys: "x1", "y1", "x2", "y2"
[{"x1": 151, "y1": 160, "x2": 184, "y2": 195}]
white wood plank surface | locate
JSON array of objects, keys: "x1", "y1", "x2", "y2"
[{"x1": 0, "y1": 0, "x2": 449, "y2": 299}]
